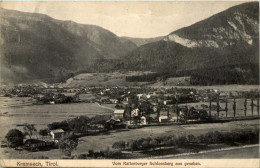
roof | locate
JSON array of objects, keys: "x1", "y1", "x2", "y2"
[
  {"x1": 50, "y1": 129, "x2": 65, "y2": 133},
  {"x1": 114, "y1": 109, "x2": 125, "y2": 114},
  {"x1": 159, "y1": 116, "x2": 168, "y2": 119}
]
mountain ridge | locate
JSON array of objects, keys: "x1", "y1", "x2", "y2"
[
  {"x1": 0, "y1": 7, "x2": 137, "y2": 83},
  {"x1": 124, "y1": 2, "x2": 259, "y2": 84}
]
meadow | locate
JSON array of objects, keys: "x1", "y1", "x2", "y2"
[
  {"x1": 63, "y1": 71, "x2": 153, "y2": 87},
  {"x1": 0, "y1": 97, "x2": 114, "y2": 138}
]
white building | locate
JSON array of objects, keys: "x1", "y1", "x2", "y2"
[
  {"x1": 140, "y1": 116, "x2": 147, "y2": 125},
  {"x1": 49, "y1": 129, "x2": 64, "y2": 141},
  {"x1": 131, "y1": 108, "x2": 139, "y2": 117},
  {"x1": 114, "y1": 109, "x2": 125, "y2": 119}
]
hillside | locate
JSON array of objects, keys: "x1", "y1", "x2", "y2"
[
  {"x1": 120, "y1": 36, "x2": 163, "y2": 47},
  {"x1": 124, "y1": 2, "x2": 259, "y2": 85},
  {"x1": 0, "y1": 8, "x2": 137, "y2": 83}
]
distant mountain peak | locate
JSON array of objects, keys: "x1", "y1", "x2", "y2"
[{"x1": 163, "y1": 2, "x2": 258, "y2": 49}]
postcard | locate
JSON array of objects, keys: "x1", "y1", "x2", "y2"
[{"x1": 0, "y1": 1, "x2": 259, "y2": 167}]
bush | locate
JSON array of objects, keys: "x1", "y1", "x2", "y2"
[
  {"x1": 87, "y1": 150, "x2": 94, "y2": 157},
  {"x1": 149, "y1": 139, "x2": 159, "y2": 150},
  {"x1": 112, "y1": 141, "x2": 126, "y2": 150},
  {"x1": 176, "y1": 136, "x2": 187, "y2": 147},
  {"x1": 141, "y1": 140, "x2": 150, "y2": 151},
  {"x1": 77, "y1": 154, "x2": 87, "y2": 159},
  {"x1": 106, "y1": 150, "x2": 122, "y2": 159},
  {"x1": 165, "y1": 138, "x2": 176, "y2": 147},
  {"x1": 187, "y1": 134, "x2": 198, "y2": 143},
  {"x1": 129, "y1": 140, "x2": 139, "y2": 152},
  {"x1": 213, "y1": 131, "x2": 224, "y2": 143},
  {"x1": 5, "y1": 129, "x2": 24, "y2": 148}
]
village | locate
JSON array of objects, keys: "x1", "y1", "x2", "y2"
[{"x1": 0, "y1": 83, "x2": 259, "y2": 159}]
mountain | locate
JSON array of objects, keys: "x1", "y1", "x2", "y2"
[
  {"x1": 0, "y1": 8, "x2": 137, "y2": 83},
  {"x1": 124, "y1": 2, "x2": 259, "y2": 84},
  {"x1": 120, "y1": 36, "x2": 164, "y2": 47}
]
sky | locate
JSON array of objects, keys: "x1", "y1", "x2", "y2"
[{"x1": 1, "y1": 1, "x2": 247, "y2": 38}]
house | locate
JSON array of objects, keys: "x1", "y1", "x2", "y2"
[
  {"x1": 110, "y1": 99, "x2": 118, "y2": 104},
  {"x1": 140, "y1": 116, "x2": 147, "y2": 125},
  {"x1": 105, "y1": 118, "x2": 125, "y2": 129},
  {"x1": 131, "y1": 108, "x2": 139, "y2": 117},
  {"x1": 24, "y1": 139, "x2": 54, "y2": 151},
  {"x1": 164, "y1": 100, "x2": 173, "y2": 105},
  {"x1": 159, "y1": 116, "x2": 169, "y2": 123},
  {"x1": 114, "y1": 109, "x2": 125, "y2": 119},
  {"x1": 49, "y1": 101, "x2": 55, "y2": 104},
  {"x1": 50, "y1": 129, "x2": 65, "y2": 140}
]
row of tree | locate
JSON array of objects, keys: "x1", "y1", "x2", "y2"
[
  {"x1": 47, "y1": 115, "x2": 112, "y2": 133},
  {"x1": 36, "y1": 93, "x2": 76, "y2": 104},
  {"x1": 112, "y1": 128, "x2": 259, "y2": 152}
]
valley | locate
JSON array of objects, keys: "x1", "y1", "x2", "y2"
[{"x1": 0, "y1": 1, "x2": 259, "y2": 163}]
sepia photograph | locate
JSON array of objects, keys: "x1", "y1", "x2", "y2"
[{"x1": 0, "y1": 1, "x2": 259, "y2": 167}]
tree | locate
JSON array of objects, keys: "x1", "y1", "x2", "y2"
[
  {"x1": 225, "y1": 97, "x2": 228, "y2": 117},
  {"x1": 112, "y1": 141, "x2": 126, "y2": 150},
  {"x1": 129, "y1": 140, "x2": 138, "y2": 152},
  {"x1": 233, "y1": 98, "x2": 236, "y2": 117},
  {"x1": 58, "y1": 133, "x2": 78, "y2": 157},
  {"x1": 187, "y1": 134, "x2": 197, "y2": 143},
  {"x1": 141, "y1": 140, "x2": 150, "y2": 151},
  {"x1": 176, "y1": 136, "x2": 187, "y2": 147},
  {"x1": 5, "y1": 129, "x2": 24, "y2": 148},
  {"x1": 149, "y1": 139, "x2": 159, "y2": 150},
  {"x1": 199, "y1": 109, "x2": 208, "y2": 120},
  {"x1": 251, "y1": 98, "x2": 254, "y2": 116},
  {"x1": 90, "y1": 115, "x2": 111, "y2": 128},
  {"x1": 23, "y1": 123, "x2": 37, "y2": 140},
  {"x1": 244, "y1": 98, "x2": 247, "y2": 116},
  {"x1": 48, "y1": 121, "x2": 69, "y2": 131},
  {"x1": 213, "y1": 131, "x2": 224, "y2": 143},
  {"x1": 39, "y1": 129, "x2": 49, "y2": 136},
  {"x1": 165, "y1": 137, "x2": 176, "y2": 147},
  {"x1": 68, "y1": 116, "x2": 90, "y2": 132},
  {"x1": 216, "y1": 94, "x2": 220, "y2": 118}
]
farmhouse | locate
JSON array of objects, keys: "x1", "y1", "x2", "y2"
[
  {"x1": 114, "y1": 109, "x2": 125, "y2": 119},
  {"x1": 50, "y1": 129, "x2": 65, "y2": 140},
  {"x1": 159, "y1": 116, "x2": 169, "y2": 123},
  {"x1": 24, "y1": 139, "x2": 54, "y2": 151}
]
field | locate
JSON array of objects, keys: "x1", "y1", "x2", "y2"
[
  {"x1": 63, "y1": 71, "x2": 154, "y2": 87},
  {"x1": 63, "y1": 72, "x2": 260, "y2": 91},
  {"x1": 0, "y1": 97, "x2": 114, "y2": 138}
]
